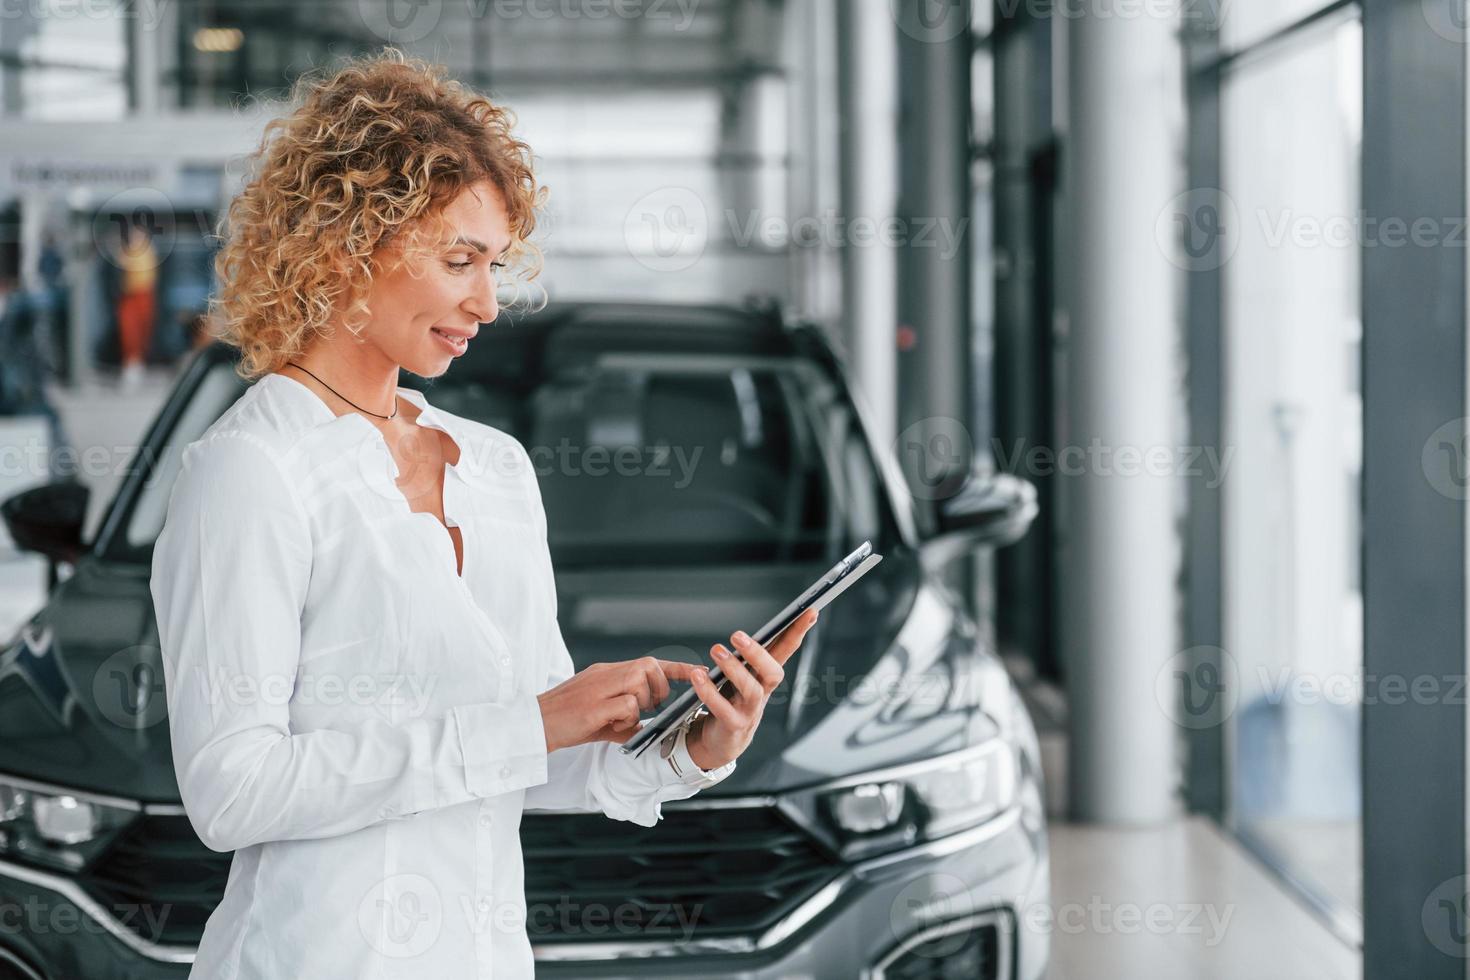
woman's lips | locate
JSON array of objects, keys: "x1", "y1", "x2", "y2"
[{"x1": 431, "y1": 327, "x2": 469, "y2": 355}]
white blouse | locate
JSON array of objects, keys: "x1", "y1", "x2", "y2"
[{"x1": 149, "y1": 371, "x2": 734, "y2": 980}]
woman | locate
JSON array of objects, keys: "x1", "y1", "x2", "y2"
[{"x1": 148, "y1": 48, "x2": 817, "y2": 979}]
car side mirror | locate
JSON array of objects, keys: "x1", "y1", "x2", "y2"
[
  {"x1": 1, "y1": 480, "x2": 90, "y2": 566},
  {"x1": 919, "y1": 470, "x2": 1038, "y2": 569}
]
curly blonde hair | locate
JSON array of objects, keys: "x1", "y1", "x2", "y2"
[{"x1": 209, "y1": 47, "x2": 548, "y2": 380}]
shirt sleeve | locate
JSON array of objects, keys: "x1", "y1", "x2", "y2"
[
  {"x1": 150, "y1": 430, "x2": 549, "y2": 854},
  {"x1": 521, "y1": 616, "x2": 735, "y2": 828},
  {"x1": 511, "y1": 441, "x2": 734, "y2": 828}
]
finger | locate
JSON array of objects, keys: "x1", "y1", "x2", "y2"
[
  {"x1": 690, "y1": 667, "x2": 744, "y2": 726},
  {"x1": 595, "y1": 693, "x2": 640, "y2": 732},
  {"x1": 591, "y1": 716, "x2": 641, "y2": 744},
  {"x1": 733, "y1": 631, "x2": 785, "y2": 693},
  {"x1": 657, "y1": 660, "x2": 708, "y2": 684},
  {"x1": 768, "y1": 609, "x2": 820, "y2": 662},
  {"x1": 622, "y1": 666, "x2": 655, "y2": 711},
  {"x1": 713, "y1": 641, "x2": 764, "y2": 703},
  {"x1": 636, "y1": 656, "x2": 671, "y2": 704}
]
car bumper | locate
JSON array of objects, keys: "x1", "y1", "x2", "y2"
[
  {"x1": 533, "y1": 806, "x2": 1050, "y2": 980},
  {"x1": 0, "y1": 857, "x2": 192, "y2": 980},
  {"x1": 0, "y1": 809, "x2": 1048, "y2": 980}
]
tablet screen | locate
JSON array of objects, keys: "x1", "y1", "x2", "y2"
[{"x1": 618, "y1": 540, "x2": 882, "y2": 758}]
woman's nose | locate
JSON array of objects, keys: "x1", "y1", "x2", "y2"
[{"x1": 464, "y1": 273, "x2": 498, "y2": 324}]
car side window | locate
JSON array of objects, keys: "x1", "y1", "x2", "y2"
[{"x1": 125, "y1": 364, "x2": 246, "y2": 548}]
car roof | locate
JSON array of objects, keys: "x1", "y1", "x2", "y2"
[{"x1": 207, "y1": 299, "x2": 828, "y2": 369}]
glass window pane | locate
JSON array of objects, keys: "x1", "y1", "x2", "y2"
[
  {"x1": 1220, "y1": 0, "x2": 1343, "y2": 53},
  {"x1": 1221, "y1": 16, "x2": 1363, "y2": 939}
]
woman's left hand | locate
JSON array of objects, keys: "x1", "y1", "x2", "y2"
[{"x1": 684, "y1": 608, "x2": 820, "y2": 771}]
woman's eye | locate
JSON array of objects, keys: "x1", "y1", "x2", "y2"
[
  {"x1": 491, "y1": 261, "x2": 507, "y2": 270},
  {"x1": 447, "y1": 260, "x2": 474, "y2": 271}
]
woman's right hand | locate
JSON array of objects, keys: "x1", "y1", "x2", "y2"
[{"x1": 536, "y1": 657, "x2": 707, "y2": 753}]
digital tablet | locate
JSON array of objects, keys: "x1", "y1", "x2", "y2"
[{"x1": 618, "y1": 540, "x2": 884, "y2": 759}]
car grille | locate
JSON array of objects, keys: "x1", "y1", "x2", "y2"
[
  {"x1": 520, "y1": 805, "x2": 840, "y2": 943},
  {"x1": 873, "y1": 914, "x2": 1007, "y2": 980},
  {"x1": 80, "y1": 813, "x2": 229, "y2": 946},
  {"x1": 76, "y1": 805, "x2": 841, "y2": 949}
]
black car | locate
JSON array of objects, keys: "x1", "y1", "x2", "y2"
[{"x1": 0, "y1": 301, "x2": 1049, "y2": 979}]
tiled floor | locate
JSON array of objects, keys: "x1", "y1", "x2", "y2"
[{"x1": 1044, "y1": 817, "x2": 1360, "y2": 980}]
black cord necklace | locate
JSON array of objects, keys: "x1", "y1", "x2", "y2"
[{"x1": 285, "y1": 361, "x2": 398, "y2": 420}]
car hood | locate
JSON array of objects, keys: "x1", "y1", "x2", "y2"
[{"x1": 0, "y1": 549, "x2": 1001, "y2": 804}]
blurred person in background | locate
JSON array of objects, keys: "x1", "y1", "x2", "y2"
[
  {"x1": 34, "y1": 230, "x2": 68, "y2": 382},
  {"x1": 114, "y1": 219, "x2": 158, "y2": 391},
  {"x1": 0, "y1": 261, "x2": 69, "y2": 470}
]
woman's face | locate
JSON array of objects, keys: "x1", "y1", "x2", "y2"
[{"x1": 357, "y1": 180, "x2": 514, "y2": 378}]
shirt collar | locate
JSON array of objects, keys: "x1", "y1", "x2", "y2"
[{"x1": 262, "y1": 372, "x2": 465, "y2": 457}]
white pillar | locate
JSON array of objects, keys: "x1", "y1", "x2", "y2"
[
  {"x1": 1061, "y1": 2, "x2": 1183, "y2": 823},
  {"x1": 835, "y1": 1, "x2": 898, "y2": 450}
]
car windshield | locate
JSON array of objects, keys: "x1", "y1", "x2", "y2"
[{"x1": 102, "y1": 333, "x2": 899, "y2": 568}]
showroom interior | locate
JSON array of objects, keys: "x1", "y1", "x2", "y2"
[{"x1": 0, "y1": 0, "x2": 1462, "y2": 977}]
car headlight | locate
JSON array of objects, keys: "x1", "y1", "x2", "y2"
[
  {"x1": 815, "y1": 740, "x2": 1019, "y2": 861},
  {"x1": 0, "y1": 777, "x2": 138, "y2": 873}
]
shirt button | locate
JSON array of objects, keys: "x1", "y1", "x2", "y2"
[
  {"x1": 480, "y1": 811, "x2": 493, "y2": 825},
  {"x1": 499, "y1": 656, "x2": 511, "y2": 667},
  {"x1": 498, "y1": 765, "x2": 512, "y2": 778},
  {"x1": 477, "y1": 897, "x2": 491, "y2": 913}
]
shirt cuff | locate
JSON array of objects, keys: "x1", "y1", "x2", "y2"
[
  {"x1": 662, "y1": 725, "x2": 737, "y2": 788},
  {"x1": 453, "y1": 693, "x2": 550, "y2": 798}
]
